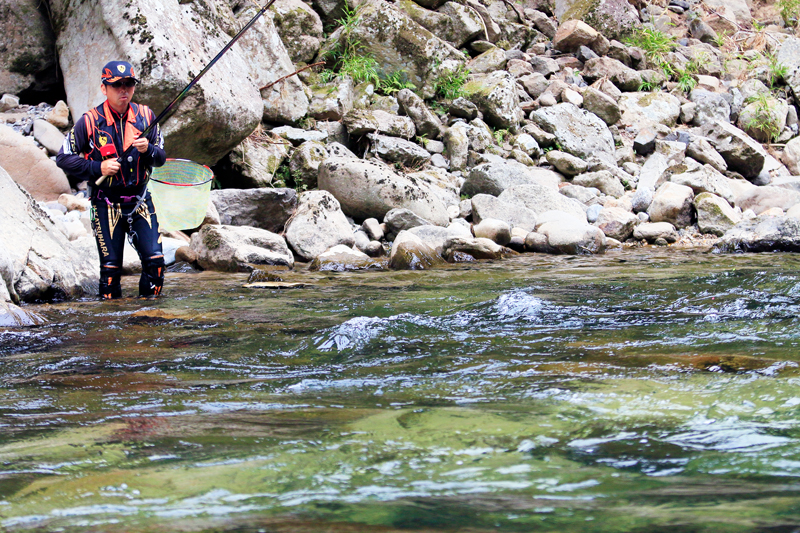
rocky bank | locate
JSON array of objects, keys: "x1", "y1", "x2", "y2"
[{"x1": 3, "y1": 0, "x2": 800, "y2": 318}]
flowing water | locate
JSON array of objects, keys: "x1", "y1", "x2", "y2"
[{"x1": 1, "y1": 250, "x2": 800, "y2": 532}]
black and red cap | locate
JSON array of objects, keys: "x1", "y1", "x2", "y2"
[{"x1": 101, "y1": 61, "x2": 140, "y2": 84}]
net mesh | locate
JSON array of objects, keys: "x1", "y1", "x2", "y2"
[{"x1": 148, "y1": 159, "x2": 213, "y2": 232}]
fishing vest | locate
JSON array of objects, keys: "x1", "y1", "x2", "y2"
[{"x1": 81, "y1": 101, "x2": 157, "y2": 190}]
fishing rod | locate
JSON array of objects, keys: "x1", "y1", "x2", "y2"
[{"x1": 96, "y1": 0, "x2": 278, "y2": 186}]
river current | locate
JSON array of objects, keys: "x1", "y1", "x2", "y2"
[{"x1": 1, "y1": 250, "x2": 799, "y2": 532}]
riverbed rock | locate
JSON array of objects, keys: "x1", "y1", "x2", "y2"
[
  {"x1": 0, "y1": 125, "x2": 71, "y2": 201},
  {"x1": 227, "y1": 132, "x2": 291, "y2": 188},
  {"x1": 471, "y1": 193, "x2": 538, "y2": 232},
  {"x1": 344, "y1": 109, "x2": 416, "y2": 138},
  {"x1": 689, "y1": 89, "x2": 731, "y2": 126},
  {"x1": 407, "y1": 223, "x2": 472, "y2": 255},
  {"x1": 0, "y1": 0, "x2": 57, "y2": 97},
  {"x1": 0, "y1": 164, "x2": 97, "y2": 303},
  {"x1": 309, "y1": 244, "x2": 382, "y2": 271},
  {"x1": 533, "y1": 218, "x2": 606, "y2": 255},
  {"x1": 580, "y1": 86, "x2": 621, "y2": 126},
  {"x1": 695, "y1": 192, "x2": 741, "y2": 236},
  {"x1": 384, "y1": 208, "x2": 433, "y2": 240},
  {"x1": 190, "y1": 224, "x2": 294, "y2": 271},
  {"x1": 737, "y1": 96, "x2": 789, "y2": 143},
  {"x1": 319, "y1": 157, "x2": 450, "y2": 225},
  {"x1": 701, "y1": 120, "x2": 767, "y2": 180},
  {"x1": 782, "y1": 137, "x2": 800, "y2": 175},
  {"x1": 670, "y1": 164, "x2": 735, "y2": 205},
  {"x1": 368, "y1": 133, "x2": 431, "y2": 167},
  {"x1": 285, "y1": 190, "x2": 354, "y2": 262},
  {"x1": 32, "y1": 119, "x2": 65, "y2": 156},
  {"x1": 442, "y1": 235, "x2": 507, "y2": 260},
  {"x1": 530, "y1": 103, "x2": 615, "y2": 159},
  {"x1": 396, "y1": 88, "x2": 444, "y2": 139},
  {"x1": 462, "y1": 160, "x2": 561, "y2": 197},
  {"x1": 686, "y1": 136, "x2": 727, "y2": 173},
  {"x1": 499, "y1": 183, "x2": 587, "y2": 221},
  {"x1": 289, "y1": 140, "x2": 328, "y2": 191},
  {"x1": 211, "y1": 188, "x2": 297, "y2": 234},
  {"x1": 443, "y1": 122, "x2": 470, "y2": 171},
  {"x1": 632, "y1": 221, "x2": 679, "y2": 243},
  {"x1": 637, "y1": 140, "x2": 686, "y2": 192},
  {"x1": 716, "y1": 216, "x2": 800, "y2": 253},
  {"x1": 736, "y1": 186, "x2": 800, "y2": 215},
  {"x1": 389, "y1": 230, "x2": 446, "y2": 269},
  {"x1": 595, "y1": 206, "x2": 638, "y2": 241},
  {"x1": 555, "y1": 0, "x2": 640, "y2": 41},
  {"x1": 468, "y1": 71, "x2": 524, "y2": 130},
  {"x1": 572, "y1": 170, "x2": 624, "y2": 198},
  {"x1": 582, "y1": 57, "x2": 642, "y2": 92},
  {"x1": 308, "y1": 77, "x2": 355, "y2": 121},
  {"x1": 271, "y1": 0, "x2": 324, "y2": 64},
  {"x1": 648, "y1": 182, "x2": 695, "y2": 229},
  {"x1": 618, "y1": 91, "x2": 682, "y2": 129},
  {"x1": 546, "y1": 150, "x2": 588, "y2": 177},
  {"x1": 473, "y1": 218, "x2": 512, "y2": 245}
]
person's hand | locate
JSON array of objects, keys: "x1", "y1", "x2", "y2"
[
  {"x1": 131, "y1": 136, "x2": 149, "y2": 153},
  {"x1": 101, "y1": 159, "x2": 121, "y2": 176}
]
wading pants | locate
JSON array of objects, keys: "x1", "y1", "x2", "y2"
[{"x1": 91, "y1": 191, "x2": 164, "y2": 299}]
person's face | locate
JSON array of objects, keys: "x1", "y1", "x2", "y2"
[{"x1": 101, "y1": 79, "x2": 136, "y2": 113}]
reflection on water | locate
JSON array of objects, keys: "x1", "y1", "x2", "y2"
[{"x1": 1, "y1": 250, "x2": 800, "y2": 532}]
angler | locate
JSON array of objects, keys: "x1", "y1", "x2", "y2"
[{"x1": 56, "y1": 60, "x2": 166, "y2": 300}]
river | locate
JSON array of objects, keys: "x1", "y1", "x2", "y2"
[{"x1": 1, "y1": 250, "x2": 799, "y2": 532}]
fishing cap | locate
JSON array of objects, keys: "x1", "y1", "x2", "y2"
[{"x1": 101, "y1": 60, "x2": 139, "y2": 84}]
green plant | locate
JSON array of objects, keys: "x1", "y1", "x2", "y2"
[
  {"x1": 272, "y1": 161, "x2": 293, "y2": 189},
  {"x1": 744, "y1": 93, "x2": 782, "y2": 143},
  {"x1": 624, "y1": 27, "x2": 676, "y2": 69},
  {"x1": 779, "y1": 0, "x2": 800, "y2": 26},
  {"x1": 339, "y1": 54, "x2": 380, "y2": 85},
  {"x1": 766, "y1": 53, "x2": 789, "y2": 89},
  {"x1": 433, "y1": 64, "x2": 470, "y2": 100},
  {"x1": 638, "y1": 80, "x2": 656, "y2": 92},
  {"x1": 493, "y1": 128, "x2": 509, "y2": 145},
  {"x1": 322, "y1": 0, "x2": 379, "y2": 86},
  {"x1": 379, "y1": 71, "x2": 417, "y2": 95}
]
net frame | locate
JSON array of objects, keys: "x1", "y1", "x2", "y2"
[{"x1": 150, "y1": 158, "x2": 214, "y2": 187}]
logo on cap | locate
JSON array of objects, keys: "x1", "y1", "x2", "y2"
[{"x1": 117, "y1": 65, "x2": 126, "y2": 73}]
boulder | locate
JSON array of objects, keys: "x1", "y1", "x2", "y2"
[
  {"x1": 553, "y1": 19, "x2": 603, "y2": 53},
  {"x1": 581, "y1": 86, "x2": 621, "y2": 125},
  {"x1": 555, "y1": 0, "x2": 640, "y2": 41},
  {"x1": 0, "y1": 125, "x2": 71, "y2": 201},
  {"x1": 736, "y1": 186, "x2": 800, "y2": 215},
  {"x1": 368, "y1": 133, "x2": 431, "y2": 167},
  {"x1": 467, "y1": 71, "x2": 524, "y2": 129},
  {"x1": 319, "y1": 157, "x2": 450, "y2": 225},
  {"x1": 701, "y1": 120, "x2": 767, "y2": 180},
  {"x1": 695, "y1": 192, "x2": 741, "y2": 236},
  {"x1": 546, "y1": 150, "x2": 588, "y2": 176},
  {"x1": 308, "y1": 77, "x2": 355, "y2": 121},
  {"x1": 572, "y1": 170, "x2": 624, "y2": 198},
  {"x1": 530, "y1": 103, "x2": 615, "y2": 159},
  {"x1": 210, "y1": 188, "x2": 297, "y2": 234},
  {"x1": 467, "y1": 47, "x2": 508, "y2": 74},
  {"x1": 396, "y1": 88, "x2": 444, "y2": 139},
  {"x1": 686, "y1": 136, "x2": 727, "y2": 173},
  {"x1": 595, "y1": 206, "x2": 638, "y2": 241},
  {"x1": 618, "y1": 91, "x2": 682, "y2": 129},
  {"x1": 0, "y1": 302, "x2": 46, "y2": 326},
  {"x1": 398, "y1": 0, "x2": 483, "y2": 50},
  {"x1": 670, "y1": 164, "x2": 735, "y2": 205},
  {"x1": 384, "y1": 208, "x2": 433, "y2": 240},
  {"x1": 782, "y1": 136, "x2": 800, "y2": 175},
  {"x1": 289, "y1": 140, "x2": 328, "y2": 190},
  {"x1": 227, "y1": 131, "x2": 291, "y2": 188},
  {"x1": 309, "y1": 245, "x2": 383, "y2": 271},
  {"x1": 473, "y1": 218, "x2": 512, "y2": 245},
  {"x1": 534, "y1": 218, "x2": 606, "y2": 254},
  {"x1": 471, "y1": 193, "x2": 538, "y2": 232},
  {"x1": 407, "y1": 223, "x2": 471, "y2": 255},
  {"x1": 462, "y1": 160, "x2": 561, "y2": 197},
  {"x1": 0, "y1": 0, "x2": 57, "y2": 96},
  {"x1": 327, "y1": 0, "x2": 466, "y2": 100},
  {"x1": 389, "y1": 230, "x2": 446, "y2": 269},
  {"x1": 737, "y1": 96, "x2": 789, "y2": 143},
  {"x1": 443, "y1": 122, "x2": 469, "y2": 171},
  {"x1": 284, "y1": 190, "x2": 354, "y2": 261},
  {"x1": 633, "y1": 221, "x2": 678, "y2": 243},
  {"x1": 499, "y1": 183, "x2": 587, "y2": 221},
  {"x1": 689, "y1": 89, "x2": 731, "y2": 125},
  {"x1": 442, "y1": 235, "x2": 507, "y2": 260},
  {"x1": 716, "y1": 216, "x2": 800, "y2": 253},
  {"x1": 777, "y1": 37, "x2": 800, "y2": 105},
  {"x1": 637, "y1": 140, "x2": 686, "y2": 191},
  {"x1": 648, "y1": 182, "x2": 695, "y2": 229},
  {"x1": 270, "y1": 0, "x2": 324, "y2": 64},
  {"x1": 32, "y1": 119, "x2": 65, "y2": 156},
  {"x1": 582, "y1": 57, "x2": 642, "y2": 92},
  {"x1": 343, "y1": 109, "x2": 416, "y2": 138},
  {"x1": 46, "y1": 100, "x2": 71, "y2": 129},
  {"x1": 190, "y1": 225, "x2": 294, "y2": 271},
  {"x1": 0, "y1": 164, "x2": 97, "y2": 303}
]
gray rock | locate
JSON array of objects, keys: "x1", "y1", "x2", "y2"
[
  {"x1": 0, "y1": 125, "x2": 71, "y2": 201},
  {"x1": 737, "y1": 96, "x2": 789, "y2": 143},
  {"x1": 190, "y1": 225, "x2": 294, "y2": 271},
  {"x1": 715, "y1": 216, "x2": 800, "y2": 253},
  {"x1": 638, "y1": 141, "x2": 686, "y2": 191},
  {"x1": 468, "y1": 47, "x2": 508, "y2": 74},
  {"x1": 695, "y1": 192, "x2": 741, "y2": 236},
  {"x1": 363, "y1": 218, "x2": 384, "y2": 241},
  {"x1": 546, "y1": 150, "x2": 589, "y2": 176},
  {"x1": 586, "y1": 203, "x2": 603, "y2": 223},
  {"x1": 690, "y1": 89, "x2": 731, "y2": 125},
  {"x1": 0, "y1": 301, "x2": 46, "y2": 326},
  {"x1": 618, "y1": 92, "x2": 682, "y2": 130},
  {"x1": 471, "y1": 193, "x2": 538, "y2": 232},
  {"x1": 553, "y1": 19, "x2": 603, "y2": 53},
  {"x1": 535, "y1": 218, "x2": 606, "y2": 255},
  {"x1": 573, "y1": 170, "x2": 625, "y2": 198},
  {"x1": 407, "y1": 224, "x2": 471, "y2": 255},
  {"x1": 271, "y1": 126, "x2": 328, "y2": 145},
  {"x1": 385, "y1": 207, "x2": 433, "y2": 240},
  {"x1": 736, "y1": 186, "x2": 800, "y2": 215},
  {"x1": 472, "y1": 218, "x2": 511, "y2": 245},
  {"x1": 289, "y1": 140, "x2": 328, "y2": 190},
  {"x1": 561, "y1": 184, "x2": 602, "y2": 205},
  {"x1": 462, "y1": 160, "x2": 561, "y2": 197},
  {"x1": 389, "y1": 230, "x2": 446, "y2": 269},
  {"x1": 633, "y1": 221, "x2": 678, "y2": 243},
  {"x1": 783, "y1": 136, "x2": 800, "y2": 175},
  {"x1": 368, "y1": 133, "x2": 431, "y2": 167},
  {"x1": 319, "y1": 157, "x2": 450, "y2": 225},
  {"x1": 670, "y1": 163, "x2": 735, "y2": 204},
  {"x1": 32, "y1": 119, "x2": 65, "y2": 156},
  {"x1": 271, "y1": 0, "x2": 323, "y2": 63},
  {"x1": 327, "y1": 142, "x2": 358, "y2": 159},
  {"x1": 343, "y1": 109, "x2": 416, "y2": 138},
  {"x1": 518, "y1": 73, "x2": 550, "y2": 100},
  {"x1": 285, "y1": 191, "x2": 355, "y2": 261},
  {"x1": 554, "y1": 0, "x2": 640, "y2": 41},
  {"x1": 648, "y1": 182, "x2": 695, "y2": 229},
  {"x1": 309, "y1": 244, "x2": 383, "y2": 271},
  {"x1": 448, "y1": 97, "x2": 479, "y2": 120},
  {"x1": 701, "y1": 120, "x2": 767, "y2": 179},
  {"x1": 308, "y1": 77, "x2": 354, "y2": 121},
  {"x1": 776, "y1": 37, "x2": 800, "y2": 109},
  {"x1": 581, "y1": 86, "x2": 621, "y2": 126},
  {"x1": 397, "y1": 88, "x2": 444, "y2": 139},
  {"x1": 442, "y1": 235, "x2": 506, "y2": 260},
  {"x1": 530, "y1": 103, "x2": 615, "y2": 159},
  {"x1": 443, "y1": 122, "x2": 470, "y2": 171},
  {"x1": 499, "y1": 183, "x2": 587, "y2": 221},
  {"x1": 211, "y1": 188, "x2": 297, "y2": 234},
  {"x1": 595, "y1": 206, "x2": 638, "y2": 241},
  {"x1": 468, "y1": 70, "x2": 525, "y2": 129},
  {"x1": 228, "y1": 132, "x2": 291, "y2": 188},
  {"x1": 582, "y1": 57, "x2": 642, "y2": 92},
  {"x1": 686, "y1": 136, "x2": 727, "y2": 173},
  {"x1": 634, "y1": 127, "x2": 657, "y2": 157}
]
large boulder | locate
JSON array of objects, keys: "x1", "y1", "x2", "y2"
[
  {"x1": 0, "y1": 0, "x2": 57, "y2": 96},
  {"x1": 190, "y1": 224, "x2": 294, "y2": 271},
  {"x1": 695, "y1": 192, "x2": 741, "y2": 236},
  {"x1": 270, "y1": 0, "x2": 324, "y2": 64},
  {"x1": 367, "y1": 133, "x2": 431, "y2": 167},
  {"x1": 777, "y1": 37, "x2": 800, "y2": 104},
  {"x1": 716, "y1": 216, "x2": 800, "y2": 253},
  {"x1": 210, "y1": 188, "x2": 297, "y2": 234},
  {"x1": 325, "y1": 0, "x2": 466, "y2": 99},
  {"x1": 689, "y1": 89, "x2": 731, "y2": 126},
  {"x1": 396, "y1": 88, "x2": 444, "y2": 139},
  {"x1": 389, "y1": 230, "x2": 446, "y2": 269},
  {"x1": 468, "y1": 71, "x2": 525, "y2": 129},
  {"x1": 285, "y1": 191, "x2": 355, "y2": 261},
  {"x1": 343, "y1": 109, "x2": 416, "y2": 138},
  {"x1": 442, "y1": 235, "x2": 507, "y2": 260},
  {"x1": 471, "y1": 193, "x2": 538, "y2": 232},
  {"x1": 555, "y1": 0, "x2": 640, "y2": 41},
  {"x1": 462, "y1": 160, "x2": 561, "y2": 197},
  {"x1": 0, "y1": 164, "x2": 97, "y2": 303},
  {"x1": 670, "y1": 163, "x2": 735, "y2": 205},
  {"x1": 530, "y1": 103, "x2": 615, "y2": 159},
  {"x1": 582, "y1": 57, "x2": 642, "y2": 92},
  {"x1": 0, "y1": 125, "x2": 71, "y2": 201},
  {"x1": 531, "y1": 218, "x2": 606, "y2": 255},
  {"x1": 398, "y1": 0, "x2": 483, "y2": 49},
  {"x1": 499, "y1": 183, "x2": 587, "y2": 221},
  {"x1": 289, "y1": 140, "x2": 328, "y2": 190},
  {"x1": 618, "y1": 92, "x2": 682, "y2": 129},
  {"x1": 226, "y1": 131, "x2": 291, "y2": 188},
  {"x1": 737, "y1": 96, "x2": 789, "y2": 143},
  {"x1": 595, "y1": 206, "x2": 638, "y2": 241},
  {"x1": 572, "y1": 170, "x2": 624, "y2": 198},
  {"x1": 648, "y1": 182, "x2": 695, "y2": 229},
  {"x1": 736, "y1": 186, "x2": 800, "y2": 215},
  {"x1": 308, "y1": 77, "x2": 355, "y2": 121},
  {"x1": 49, "y1": 0, "x2": 305, "y2": 166},
  {"x1": 408, "y1": 223, "x2": 472, "y2": 255},
  {"x1": 701, "y1": 120, "x2": 767, "y2": 180},
  {"x1": 319, "y1": 157, "x2": 450, "y2": 225}
]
